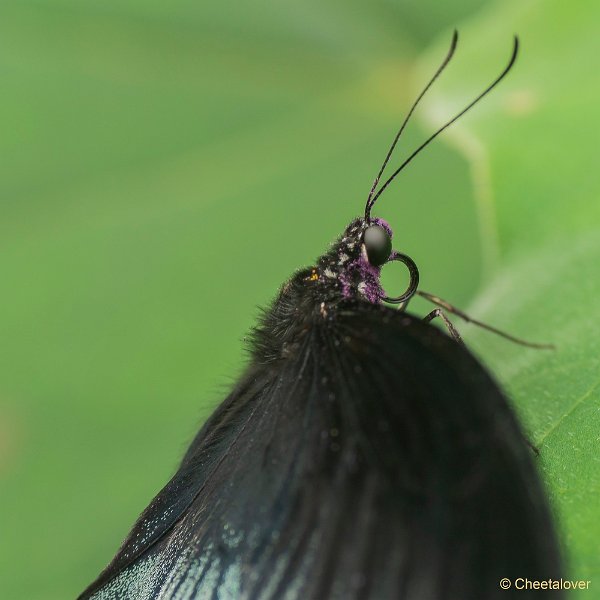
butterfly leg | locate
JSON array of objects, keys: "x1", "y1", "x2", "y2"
[
  {"x1": 525, "y1": 437, "x2": 540, "y2": 456},
  {"x1": 418, "y1": 290, "x2": 554, "y2": 349},
  {"x1": 423, "y1": 308, "x2": 465, "y2": 346}
]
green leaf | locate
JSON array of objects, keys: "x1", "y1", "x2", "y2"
[{"x1": 418, "y1": 0, "x2": 599, "y2": 584}]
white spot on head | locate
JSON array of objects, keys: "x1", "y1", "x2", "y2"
[{"x1": 324, "y1": 268, "x2": 336, "y2": 278}]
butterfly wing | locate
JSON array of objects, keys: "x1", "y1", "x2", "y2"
[{"x1": 80, "y1": 301, "x2": 561, "y2": 600}]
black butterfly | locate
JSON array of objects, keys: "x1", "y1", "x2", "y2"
[{"x1": 79, "y1": 32, "x2": 562, "y2": 600}]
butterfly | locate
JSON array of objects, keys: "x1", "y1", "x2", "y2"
[{"x1": 79, "y1": 32, "x2": 562, "y2": 600}]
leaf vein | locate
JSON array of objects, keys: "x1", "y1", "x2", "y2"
[{"x1": 536, "y1": 379, "x2": 600, "y2": 446}]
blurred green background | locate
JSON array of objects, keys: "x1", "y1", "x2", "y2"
[{"x1": 1, "y1": 1, "x2": 598, "y2": 598}]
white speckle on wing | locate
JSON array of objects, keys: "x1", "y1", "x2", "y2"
[
  {"x1": 324, "y1": 268, "x2": 336, "y2": 279},
  {"x1": 320, "y1": 302, "x2": 328, "y2": 318}
]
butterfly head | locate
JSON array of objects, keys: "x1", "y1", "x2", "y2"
[{"x1": 308, "y1": 217, "x2": 418, "y2": 306}]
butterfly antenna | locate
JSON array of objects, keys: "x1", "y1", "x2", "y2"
[
  {"x1": 367, "y1": 36, "x2": 519, "y2": 214},
  {"x1": 365, "y1": 30, "x2": 458, "y2": 221}
]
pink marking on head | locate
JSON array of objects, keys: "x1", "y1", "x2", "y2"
[{"x1": 340, "y1": 253, "x2": 385, "y2": 303}]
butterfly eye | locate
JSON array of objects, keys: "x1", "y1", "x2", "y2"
[{"x1": 363, "y1": 225, "x2": 392, "y2": 266}]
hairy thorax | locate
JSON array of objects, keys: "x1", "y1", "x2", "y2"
[{"x1": 250, "y1": 217, "x2": 394, "y2": 363}]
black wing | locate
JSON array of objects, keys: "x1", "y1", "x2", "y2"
[{"x1": 80, "y1": 301, "x2": 561, "y2": 599}]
